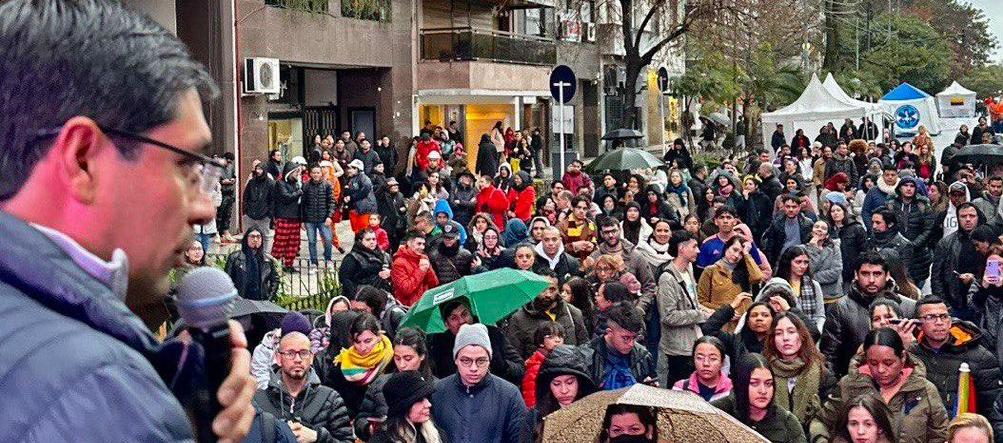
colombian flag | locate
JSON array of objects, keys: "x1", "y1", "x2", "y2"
[{"x1": 954, "y1": 362, "x2": 977, "y2": 417}]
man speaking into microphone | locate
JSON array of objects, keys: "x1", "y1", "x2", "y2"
[{"x1": 0, "y1": 0, "x2": 256, "y2": 441}]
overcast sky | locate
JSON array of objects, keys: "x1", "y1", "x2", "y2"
[{"x1": 968, "y1": 0, "x2": 1003, "y2": 63}]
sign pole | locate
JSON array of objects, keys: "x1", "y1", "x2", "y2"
[
  {"x1": 558, "y1": 82, "x2": 567, "y2": 179},
  {"x1": 659, "y1": 92, "x2": 666, "y2": 155}
]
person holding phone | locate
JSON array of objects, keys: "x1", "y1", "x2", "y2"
[{"x1": 969, "y1": 244, "x2": 1003, "y2": 367}]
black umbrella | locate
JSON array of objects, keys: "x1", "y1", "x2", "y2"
[
  {"x1": 586, "y1": 147, "x2": 665, "y2": 172},
  {"x1": 601, "y1": 128, "x2": 644, "y2": 141},
  {"x1": 950, "y1": 144, "x2": 1003, "y2": 165},
  {"x1": 230, "y1": 297, "x2": 288, "y2": 318}
]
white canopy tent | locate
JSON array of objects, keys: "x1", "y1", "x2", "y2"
[
  {"x1": 879, "y1": 82, "x2": 942, "y2": 135},
  {"x1": 822, "y1": 73, "x2": 883, "y2": 115},
  {"x1": 761, "y1": 73, "x2": 873, "y2": 147},
  {"x1": 936, "y1": 81, "x2": 977, "y2": 118}
]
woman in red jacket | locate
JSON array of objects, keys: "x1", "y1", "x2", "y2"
[
  {"x1": 507, "y1": 171, "x2": 537, "y2": 222},
  {"x1": 476, "y1": 174, "x2": 510, "y2": 231}
]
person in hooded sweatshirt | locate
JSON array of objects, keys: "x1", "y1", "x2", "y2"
[
  {"x1": 476, "y1": 173, "x2": 510, "y2": 232},
  {"x1": 450, "y1": 171, "x2": 478, "y2": 228},
  {"x1": 225, "y1": 227, "x2": 280, "y2": 301},
  {"x1": 883, "y1": 176, "x2": 934, "y2": 286},
  {"x1": 863, "y1": 208, "x2": 916, "y2": 282},
  {"x1": 507, "y1": 170, "x2": 536, "y2": 223},
  {"x1": 243, "y1": 161, "x2": 276, "y2": 253},
  {"x1": 476, "y1": 133, "x2": 500, "y2": 178},
  {"x1": 273, "y1": 161, "x2": 305, "y2": 272},
  {"x1": 429, "y1": 198, "x2": 469, "y2": 247}
]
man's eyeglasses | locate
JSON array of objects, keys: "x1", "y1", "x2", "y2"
[
  {"x1": 279, "y1": 350, "x2": 312, "y2": 360},
  {"x1": 457, "y1": 357, "x2": 490, "y2": 368},
  {"x1": 34, "y1": 125, "x2": 224, "y2": 195},
  {"x1": 919, "y1": 313, "x2": 950, "y2": 323}
]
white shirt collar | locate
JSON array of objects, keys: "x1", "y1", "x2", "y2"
[{"x1": 31, "y1": 223, "x2": 130, "y2": 300}]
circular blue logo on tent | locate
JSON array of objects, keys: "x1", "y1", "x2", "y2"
[{"x1": 895, "y1": 105, "x2": 920, "y2": 129}]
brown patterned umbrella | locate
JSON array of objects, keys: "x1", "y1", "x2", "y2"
[{"x1": 541, "y1": 384, "x2": 769, "y2": 443}]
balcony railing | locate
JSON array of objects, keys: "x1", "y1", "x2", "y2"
[{"x1": 420, "y1": 26, "x2": 557, "y2": 66}]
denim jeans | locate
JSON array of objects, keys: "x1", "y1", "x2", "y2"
[
  {"x1": 305, "y1": 222, "x2": 333, "y2": 265},
  {"x1": 195, "y1": 232, "x2": 214, "y2": 255}
]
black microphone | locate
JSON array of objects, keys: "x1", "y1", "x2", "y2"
[{"x1": 176, "y1": 267, "x2": 237, "y2": 443}]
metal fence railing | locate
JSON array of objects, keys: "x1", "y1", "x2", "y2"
[
  {"x1": 207, "y1": 253, "x2": 341, "y2": 312},
  {"x1": 420, "y1": 26, "x2": 557, "y2": 66}
]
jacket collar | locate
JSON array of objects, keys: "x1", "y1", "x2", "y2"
[
  {"x1": 0, "y1": 210, "x2": 160, "y2": 357},
  {"x1": 452, "y1": 372, "x2": 493, "y2": 394}
]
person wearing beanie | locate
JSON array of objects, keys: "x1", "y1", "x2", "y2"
[
  {"x1": 370, "y1": 371, "x2": 443, "y2": 443},
  {"x1": 251, "y1": 312, "x2": 316, "y2": 390},
  {"x1": 431, "y1": 323, "x2": 529, "y2": 443}
]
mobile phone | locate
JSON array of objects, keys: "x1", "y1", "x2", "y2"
[
  {"x1": 888, "y1": 318, "x2": 904, "y2": 325},
  {"x1": 987, "y1": 259, "x2": 1001, "y2": 281}
]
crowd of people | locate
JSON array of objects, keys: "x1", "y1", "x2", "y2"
[{"x1": 196, "y1": 108, "x2": 1003, "y2": 443}]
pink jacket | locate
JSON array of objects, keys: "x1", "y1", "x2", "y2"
[{"x1": 671, "y1": 372, "x2": 733, "y2": 402}]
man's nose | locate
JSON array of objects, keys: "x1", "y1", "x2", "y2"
[{"x1": 188, "y1": 191, "x2": 216, "y2": 226}]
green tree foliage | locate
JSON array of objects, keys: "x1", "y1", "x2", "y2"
[
  {"x1": 856, "y1": 14, "x2": 952, "y2": 93},
  {"x1": 961, "y1": 64, "x2": 1003, "y2": 98}
]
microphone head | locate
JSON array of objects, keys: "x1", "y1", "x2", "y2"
[{"x1": 176, "y1": 267, "x2": 237, "y2": 330}]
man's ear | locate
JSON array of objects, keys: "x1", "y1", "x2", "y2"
[{"x1": 54, "y1": 116, "x2": 107, "y2": 204}]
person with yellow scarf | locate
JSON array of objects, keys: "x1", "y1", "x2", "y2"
[{"x1": 325, "y1": 312, "x2": 394, "y2": 417}]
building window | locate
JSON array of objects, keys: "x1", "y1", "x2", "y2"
[
  {"x1": 342, "y1": 0, "x2": 391, "y2": 21},
  {"x1": 265, "y1": 0, "x2": 329, "y2": 13}
]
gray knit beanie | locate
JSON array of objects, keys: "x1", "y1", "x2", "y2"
[{"x1": 453, "y1": 323, "x2": 492, "y2": 360}]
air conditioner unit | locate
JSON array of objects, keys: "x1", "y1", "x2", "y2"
[
  {"x1": 243, "y1": 57, "x2": 280, "y2": 95},
  {"x1": 584, "y1": 23, "x2": 596, "y2": 42}
]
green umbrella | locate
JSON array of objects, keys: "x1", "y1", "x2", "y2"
[
  {"x1": 585, "y1": 147, "x2": 664, "y2": 172},
  {"x1": 400, "y1": 268, "x2": 550, "y2": 334}
]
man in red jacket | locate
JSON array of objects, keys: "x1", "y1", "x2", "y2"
[
  {"x1": 391, "y1": 230, "x2": 440, "y2": 307},
  {"x1": 476, "y1": 174, "x2": 510, "y2": 231}
]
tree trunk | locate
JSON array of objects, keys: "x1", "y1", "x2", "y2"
[
  {"x1": 822, "y1": 0, "x2": 840, "y2": 71},
  {"x1": 622, "y1": 59, "x2": 642, "y2": 129}
]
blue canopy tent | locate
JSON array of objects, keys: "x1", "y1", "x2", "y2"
[{"x1": 879, "y1": 82, "x2": 941, "y2": 135}]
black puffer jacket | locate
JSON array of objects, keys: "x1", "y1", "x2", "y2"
[
  {"x1": 737, "y1": 190, "x2": 773, "y2": 241},
  {"x1": 911, "y1": 320, "x2": 1002, "y2": 425},
  {"x1": 337, "y1": 244, "x2": 392, "y2": 299},
  {"x1": 885, "y1": 182, "x2": 934, "y2": 282},
  {"x1": 830, "y1": 215, "x2": 867, "y2": 290},
  {"x1": 427, "y1": 240, "x2": 476, "y2": 284},
  {"x1": 301, "y1": 179, "x2": 334, "y2": 224},
  {"x1": 863, "y1": 229, "x2": 917, "y2": 282},
  {"x1": 761, "y1": 213, "x2": 813, "y2": 265},
  {"x1": 224, "y1": 229, "x2": 280, "y2": 301},
  {"x1": 821, "y1": 281, "x2": 917, "y2": 377},
  {"x1": 252, "y1": 371, "x2": 354, "y2": 443},
  {"x1": 932, "y1": 229, "x2": 979, "y2": 321},
  {"x1": 243, "y1": 173, "x2": 274, "y2": 219},
  {"x1": 273, "y1": 163, "x2": 303, "y2": 220}
]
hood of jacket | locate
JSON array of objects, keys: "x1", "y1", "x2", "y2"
[
  {"x1": 918, "y1": 319, "x2": 984, "y2": 354},
  {"x1": 433, "y1": 198, "x2": 454, "y2": 220},
  {"x1": 849, "y1": 353, "x2": 930, "y2": 393},
  {"x1": 755, "y1": 277, "x2": 797, "y2": 305},
  {"x1": 513, "y1": 171, "x2": 532, "y2": 191},
  {"x1": 502, "y1": 218, "x2": 528, "y2": 247},
  {"x1": 282, "y1": 162, "x2": 301, "y2": 182},
  {"x1": 535, "y1": 345, "x2": 597, "y2": 400}
]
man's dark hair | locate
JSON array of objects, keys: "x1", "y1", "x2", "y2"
[
  {"x1": 874, "y1": 208, "x2": 897, "y2": 227},
  {"x1": 551, "y1": 180, "x2": 564, "y2": 190},
  {"x1": 881, "y1": 161, "x2": 897, "y2": 172},
  {"x1": 780, "y1": 195, "x2": 799, "y2": 206},
  {"x1": 354, "y1": 285, "x2": 389, "y2": 315},
  {"x1": 988, "y1": 176, "x2": 1003, "y2": 184},
  {"x1": 597, "y1": 215, "x2": 620, "y2": 230},
  {"x1": 916, "y1": 295, "x2": 946, "y2": 311},
  {"x1": 605, "y1": 303, "x2": 643, "y2": 334},
  {"x1": 0, "y1": 0, "x2": 217, "y2": 200},
  {"x1": 570, "y1": 195, "x2": 590, "y2": 209},
  {"x1": 714, "y1": 205, "x2": 738, "y2": 219},
  {"x1": 856, "y1": 251, "x2": 888, "y2": 272},
  {"x1": 403, "y1": 229, "x2": 425, "y2": 241},
  {"x1": 693, "y1": 165, "x2": 707, "y2": 175},
  {"x1": 668, "y1": 230, "x2": 697, "y2": 257}
]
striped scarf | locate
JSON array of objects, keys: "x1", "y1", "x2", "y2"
[
  {"x1": 797, "y1": 277, "x2": 821, "y2": 326},
  {"x1": 335, "y1": 334, "x2": 393, "y2": 385}
]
